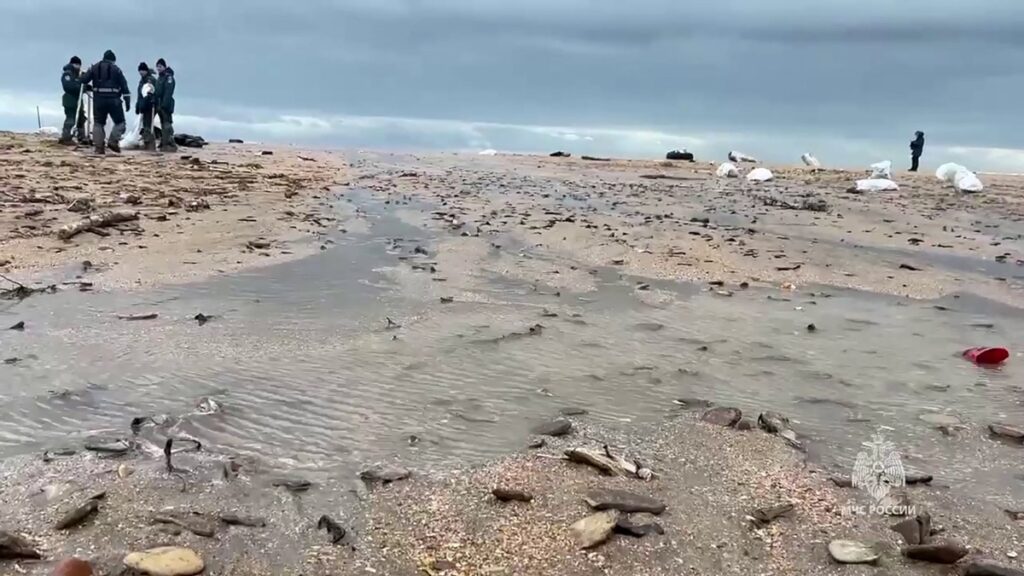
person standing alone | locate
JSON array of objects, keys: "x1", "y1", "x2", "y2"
[
  {"x1": 136, "y1": 62, "x2": 157, "y2": 150},
  {"x1": 81, "y1": 50, "x2": 131, "y2": 154},
  {"x1": 59, "y1": 56, "x2": 89, "y2": 145},
  {"x1": 154, "y1": 58, "x2": 177, "y2": 152},
  {"x1": 909, "y1": 131, "x2": 925, "y2": 172}
]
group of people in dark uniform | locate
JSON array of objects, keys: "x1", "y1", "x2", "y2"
[{"x1": 60, "y1": 50, "x2": 177, "y2": 154}]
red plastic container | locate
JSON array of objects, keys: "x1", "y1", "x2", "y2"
[{"x1": 963, "y1": 347, "x2": 1010, "y2": 365}]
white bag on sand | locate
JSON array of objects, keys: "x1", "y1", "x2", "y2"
[
  {"x1": 729, "y1": 150, "x2": 758, "y2": 163},
  {"x1": 935, "y1": 162, "x2": 965, "y2": 182},
  {"x1": 935, "y1": 162, "x2": 983, "y2": 192},
  {"x1": 953, "y1": 167, "x2": 983, "y2": 192},
  {"x1": 478, "y1": 149, "x2": 498, "y2": 156},
  {"x1": 36, "y1": 126, "x2": 60, "y2": 137},
  {"x1": 801, "y1": 153, "x2": 821, "y2": 168},
  {"x1": 120, "y1": 115, "x2": 144, "y2": 149},
  {"x1": 716, "y1": 162, "x2": 739, "y2": 178},
  {"x1": 746, "y1": 167, "x2": 774, "y2": 182},
  {"x1": 869, "y1": 160, "x2": 892, "y2": 179},
  {"x1": 855, "y1": 178, "x2": 899, "y2": 192}
]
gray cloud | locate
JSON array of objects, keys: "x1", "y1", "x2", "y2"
[{"x1": 1, "y1": 0, "x2": 1022, "y2": 169}]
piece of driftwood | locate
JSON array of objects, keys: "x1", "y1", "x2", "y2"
[
  {"x1": 57, "y1": 210, "x2": 138, "y2": 240},
  {"x1": 1, "y1": 273, "x2": 57, "y2": 300},
  {"x1": 117, "y1": 313, "x2": 158, "y2": 321},
  {"x1": 565, "y1": 448, "x2": 622, "y2": 476},
  {"x1": 564, "y1": 445, "x2": 655, "y2": 480}
]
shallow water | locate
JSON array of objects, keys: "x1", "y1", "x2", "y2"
[{"x1": 2, "y1": 189, "x2": 1024, "y2": 506}]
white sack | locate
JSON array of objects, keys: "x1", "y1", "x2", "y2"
[
  {"x1": 801, "y1": 153, "x2": 821, "y2": 168},
  {"x1": 869, "y1": 160, "x2": 892, "y2": 179},
  {"x1": 728, "y1": 150, "x2": 758, "y2": 163},
  {"x1": 953, "y1": 167, "x2": 983, "y2": 192},
  {"x1": 716, "y1": 162, "x2": 739, "y2": 178},
  {"x1": 855, "y1": 178, "x2": 899, "y2": 192},
  {"x1": 746, "y1": 167, "x2": 774, "y2": 182}
]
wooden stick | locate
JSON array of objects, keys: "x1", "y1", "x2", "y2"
[{"x1": 57, "y1": 210, "x2": 138, "y2": 240}]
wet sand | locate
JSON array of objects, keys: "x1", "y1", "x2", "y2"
[
  {"x1": 2, "y1": 137, "x2": 1024, "y2": 575},
  {"x1": 0, "y1": 132, "x2": 346, "y2": 289}
]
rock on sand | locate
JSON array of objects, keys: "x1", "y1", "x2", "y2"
[
  {"x1": 123, "y1": 547, "x2": 204, "y2": 576},
  {"x1": 531, "y1": 418, "x2": 573, "y2": 437},
  {"x1": 584, "y1": 489, "x2": 666, "y2": 514},
  {"x1": 701, "y1": 407, "x2": 742, "y2": 427},
  {"x1": 570, "y1": 510, "x2": 619, "y2": 549},
  {"x1": 828, "y1": 539, "x2": 879, "y2": 564}
]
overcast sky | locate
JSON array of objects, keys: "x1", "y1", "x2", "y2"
[{"x1": 2, "y1": 0, "x2": 1023, "y2": 169}]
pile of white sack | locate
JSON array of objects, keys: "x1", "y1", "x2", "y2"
[
  {"x1": 716, "y1": 162, "x2": 739, "y2": 178},
  {"x1": 801, "y1": 153, "x2": 822, "y2": 169},
  {"x1": 849, "y1": 160, "x2": 898, "y2": 192},
  {"x1": 869, "y1": 160, "x2": 892, "y2": 179},
  {"x1": 936, "y1": 162, "x2": 983, "y2": 193}
]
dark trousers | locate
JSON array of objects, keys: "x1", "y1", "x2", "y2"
[
  {"x1": 910, "y1": 154, "x2": 921, "y2": 172},
  {"x1": 92, "y1": 97, "x2": 126, "y2": 150},
  {"x1": 158, "y1": 109, "x2": 176, "y2": 150},
  {"x1": 60, "y1": 105, "x2": 86, "y2": 143},
  {"x1": 140, "y1": 107, "x2": 156, "y2": 149}
]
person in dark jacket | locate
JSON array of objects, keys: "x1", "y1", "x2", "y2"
[
  {"x1": 81, "y1": 50, "x2": 131, "y2": 154},
  {"x1": 909, "y1": 131, "x2": 925, "y2": 172},
  {"x1": 136, "y1": 62, "x2": 157, "y2": 150},
  {"x1": 59, "y1": 56, "x2": 89, "y2": 145},
  {"x1": 154, "y1": 58, "x2": 177, "y2": 152}
]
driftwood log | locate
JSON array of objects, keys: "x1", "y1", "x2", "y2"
[{"x1": 57, "y1": 210, "x2": 138, "y2": 240}]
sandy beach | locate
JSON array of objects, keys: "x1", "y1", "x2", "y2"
[
  {"x1": 0, "y1": 133, "x2": 346, "y2": 289},
  {"x1": 2, "y1": 133, "x2": 1024, "y2": 575}
]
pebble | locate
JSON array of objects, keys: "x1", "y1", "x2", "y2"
[
  {"x1": 965, "y1": 561, "x2": 1024, "y2": 576},
  {"x1": 271, "y1": 476, "x2": 312, "y2": 492},
  {"x1": 828, "y1": 539, "x2": 879, "y2": 564},
  {"x1": 584, "y1": 489, "x2": 667, "y2": 514},
  {"x1": 492, "y1": 488, "x2": 533, "y2": 503},
  {"x1": 614, "y1": 518, "x2": 665, "y2": 537},
  {"x1": 701, "y1": 407, "x2": 742, "y2": 427},
  {"x1": 360, "y1": 464, "x2": 411, "y2": 485},
  {"x1": 123, "y1": 547, "x2": 204, "y2": 576},
  {"x1": 153, "y1": 513, "x2": 217, "y2": 538},
  {"x1": 531, "y1": 418, "x2": 573, "y2": 437},
  {"x1": 757, "y1": 411, "x2": 791, "y2": 434},
  {"x1": 989, "y1": 423, "x2": 1024, "y2": 441},
  {"x1": 51, "y1": 558, "x2": 93, "y2": 576},
  {"x1": 83, "y1": 437, "x2": 131, "y2": 455},
  {"x1": 918, "y1": 413, "x2": 962, "y2": 426},
  {"x1": 902, "y1": 541, "x2": 969, "y2": 564},
  {"x1": 570, "y1": 511, "x2": 618, "y2": 549},
  {"x1": 219, "y1": 513, "x2": 267, "y2": 528},
  {"x1": 0, "y1": 530, "x2": 41, "y2": 559},
  {"x1": 55, "y1": 498, "x2": 99, "y2": 530},
  {"x1": 891, "y1": 513, "x2": 931, "y2": 545}
]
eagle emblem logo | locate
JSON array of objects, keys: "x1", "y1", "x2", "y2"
[{"x1": 851, "y1": 434, "x2": 905, "y2": 503}]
